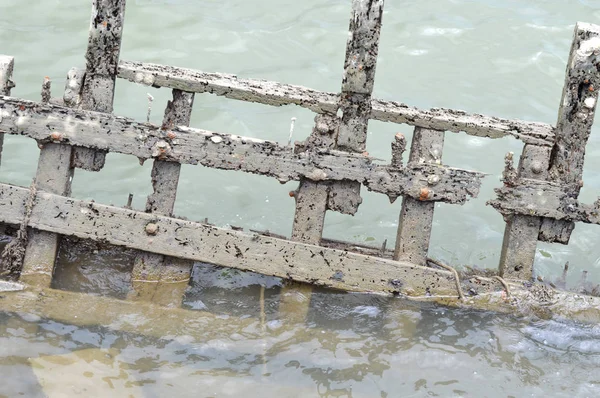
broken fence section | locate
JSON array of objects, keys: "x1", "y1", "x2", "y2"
[{"x1": 0, "y1": 0, "x2": 600, "y2": 314}]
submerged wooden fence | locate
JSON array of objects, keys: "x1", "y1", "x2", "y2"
[{"x1": 1, "y1": 0, "x2": 600, "y2": 309}]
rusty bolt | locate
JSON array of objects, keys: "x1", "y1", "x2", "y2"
[
  {"x1": 419, "y1": 187, "x2": 431, "y2": 201},
  {"x1": 145, "y1": 223, "x2": 159, "y2": 235},
  {"x1": 288, "y1": 191, "x2": 296, "y2": 198},
  {"x1": 167, "y1": 131, "x2": 176, "y2": 140},
  {"x1": 362, "y1": 151, "x2": 370, "y2": 157},
  {"x1": 50, "y1": 132, "x2": 63, "y2": 142},
  {"x1": 589, "y1": 85, "x2": 595, "y2": 92}
]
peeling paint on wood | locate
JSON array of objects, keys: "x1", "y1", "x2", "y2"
[
  {"x1": 74, "y1": 0, "x2": 127, "y2": 171},
  {"x1": 0, "y1": 97, "x2": 484, "y2": 204},
  {"x1": 117, "y1": 61, "x2": 555, "y2": 146},
  {"x1": 394, "y1": 128, "x2": 444, "y2": 265},
  {"x1": 0, "y1": 183, "x2": 457, "y2": 296}
]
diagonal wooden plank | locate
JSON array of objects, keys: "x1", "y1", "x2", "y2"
[
  {"x1": 0, "y1": 96, "x2": 484, "y2": 204},
  {"x1": 117, "y1": 61, "x2": 555, "y2": 146},
  {"x1": 0, "y1": 182, "x2": 456, "y2": 296}
]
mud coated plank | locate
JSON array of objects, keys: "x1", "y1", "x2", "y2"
[
  {"x1": 0, "y1": 182, "x2": 456, "y2": 296},
  {"x1": 73, "y1": 0, "x2": 127, "y2": 171},
  {"x1": 130, "y1": 89, "x2": 195, "y2": 306},
  {"x1": 394, "y1": 128, "x2": 444, "y2": 265},
  {"x1": 539, "y1": 22, "x2": 600, "y2": 243}
]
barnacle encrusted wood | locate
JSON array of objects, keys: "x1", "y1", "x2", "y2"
[
  {"x1": 74, "y1": 0, "x2": 127, "y2": 171},
  {"x1": 118, "y1": 61, "x2": 555, "y2": 146},
  {"x1": 0, "y1": 183, "x2": 457, "y2": 296},
  {"x1": 0, "y1": 97, "x2": 484, "y2": 204},
  {"x1": 539, "y1": 22, "x2": 600, "y2": 243}
]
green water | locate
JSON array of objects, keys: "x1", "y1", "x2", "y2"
[{"x1": 1, "y1": 0, "x2": 600, "y2": 396}]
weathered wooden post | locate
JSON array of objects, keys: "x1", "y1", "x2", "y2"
[
  {"x1": 129, "y1": 90, "x2": 195, "y2": 307},
  {"x1": 0, "y1": 55, "x2": 15, "y2": 167},
  {"x1": 393, "y1": 128, "x2": 445, "y2": 265},
  {"x1": 73, "y1": 0, "x2": 127, "y2": 171},
  {"x1": 281, "y1": 0, "x2": 384, "y2": 320},
  {"x1": 20, "y1": 0, "x2": 126, "y2": 286},
  {"x1": 499, "y1": 22, "x2": 600, "y2": 280}
]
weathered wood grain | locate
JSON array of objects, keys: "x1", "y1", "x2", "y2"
[
  {"x1": 539, "y1": 22, "x2": 600, "y2": 243},
  {"x1": 0, "y1": 55, "x2": 15, "y2": 167},
  {"x1": 496, "y1": 145, "x2": 551, "y2": 280},
  {"x1": 394, "y1": 128, "x2": 444, "y2": 265},
  {"x1": 130, "y1": 89, "x2": 195, "y2": 306},
  {"x1": 0, "y1": 182, "x2": 457, "y2": 296},
  {"x1": 0, "y1": 97, "x2": 484, "y2": 204},
  {"x1": 117, "y1": 61, "x2": 555, "y2": 146},
  {"x1": 74, "y1": 0, "x2": 127, "y2": 171}
]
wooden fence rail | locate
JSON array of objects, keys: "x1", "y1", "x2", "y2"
[{"x1": 1, "y1": 0, "x2": 600, "y2": 314}]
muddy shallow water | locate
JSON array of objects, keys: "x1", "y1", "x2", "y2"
[
  {"x1": 2, "y1": 0, "x2": 600, "y2": 396},
  {"x1": 1, "y1": 240, "x2": 600, "y2": 397}
]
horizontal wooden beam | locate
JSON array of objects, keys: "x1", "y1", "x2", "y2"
[
  {"x1": 0, "y1": 182, "x2": 457, "y2": 296},
  {"x1": 117, "y1": 60, "x2": 555, "y2": 146},
  {"x1": 0, "y1": 96, "x2": 483, "y2": 204},
  {"x1": 489, "y1": 178, "x2": 600, "y2": 225}
]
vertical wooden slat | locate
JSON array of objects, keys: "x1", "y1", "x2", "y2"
[
  {"x1": 394, "y1": 127, "x2": 444, "y2": 265},
  {"x1": 281, "y1": 115, "x2": 336, "y2": 322},
  {"x1": 498, "y1": 145, "x2": 551, "y2": 280},
  {"x1": 281, "y1": 0, "x2": 385, "y2": 320},
  {"x1": 0, "y1": 55, "x2": 15, "y2": 167},
  {"x1": 129, "y1": 89, "x2": 195, "y2": 307},
  {"x1": 330, "y1": 0, "x2": 385, "y2": 215},
  {"x1": 539, "y1": 22, "x2": 600, "y2": 243},
  {"x1": 72, "y1": 0, "x2": 127, "y2": 171},
  {"x1": 20, "y1": 143, "x2": 74, "y2": 286},
  {"x1": 20, "y1": 0, "x2": 127, "y2": 286}
]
